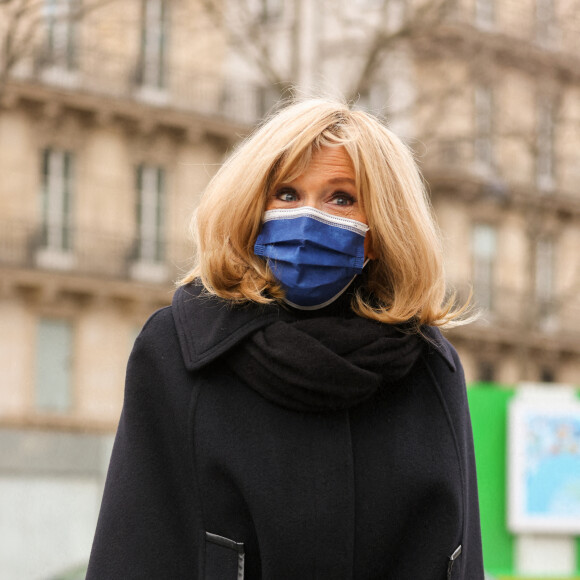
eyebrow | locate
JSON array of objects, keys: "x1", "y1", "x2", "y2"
[
  {"x1": 328, "y1": 177, "x2": 356, "y2": 185},
  {"x1": 276, "y1": 176, "x2": 356, "y2": 188}
]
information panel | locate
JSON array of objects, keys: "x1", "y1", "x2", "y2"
[{"x1": 508, "y1": 385, "x2": 580, "y2": 533}]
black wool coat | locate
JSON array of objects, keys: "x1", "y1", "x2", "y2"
[{"x1": 87, "y1": 283, "x2": 484, "y2": 579}]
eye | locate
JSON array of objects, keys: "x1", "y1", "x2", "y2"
[
  {"x1": 330, "y1": 192, "x2": 355, "y2": 206},
  {"x1": 275, "y1": 188, "x2": 298, "y2": 203}
]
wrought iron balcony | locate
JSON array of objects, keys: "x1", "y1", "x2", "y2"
[
  {"x1": 8, "y1": 47, "x2": 278, "y2": 126},
  {"x1": 451, "y1": 281, "x2": 580, "y2": 347},
  {"x1": 0, "y1": 219, "x2": 192, "y2": 285}
]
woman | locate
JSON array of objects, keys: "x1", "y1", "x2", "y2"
[{"x1": 87, "y1": 99, "x2": 484, "y2": 579}]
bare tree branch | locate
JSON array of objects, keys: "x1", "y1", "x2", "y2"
[
  {"x1": 199, "y1": 0, "x2": 287, "y2": 88},
  {"x1": 0, "y1": 0, "x2": 120, "y2": 98}
]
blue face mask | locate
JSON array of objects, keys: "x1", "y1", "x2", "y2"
[{"x1": 254, "y1": 206, "x2": 369, "y2": 310}]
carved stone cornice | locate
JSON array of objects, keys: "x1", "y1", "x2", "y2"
[
  {"x1": 426, "y1": 170, "x2": 580, "y2": 220},
  {"x1": 1, "y1": 266, "x2": 172, "y2": 314},
  {"x1": 447, "y1": 322, "x2": 580, "y2": 358},
  {"x1": 2, "y1": 78, "x2": 249, "y2": 146},
  {"x1": 415, "y1": 23, "x2": 580, "y2": 84}
]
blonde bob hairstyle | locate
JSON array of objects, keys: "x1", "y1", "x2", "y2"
[{"x1": 180, "y1": 98, "x2": 467, "y2": 327}]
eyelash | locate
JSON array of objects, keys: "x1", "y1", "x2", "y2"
[
  {"x1": 331, "y1": 192, "x2": 355, "y2": 205},
  {"x1": 275, "y1": 188, "x2": 298, "y2": 202},
  {"x1": 274, "y1": 188, "x2": 356, "y2": 205}
]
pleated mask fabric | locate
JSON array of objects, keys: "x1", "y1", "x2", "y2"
[{"x1": 254, "y1": 207, "x2": 369, "y2": 310}]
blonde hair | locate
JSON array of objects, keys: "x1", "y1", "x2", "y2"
[{"x1": 179, "y1": 98, "x2": 468, "y2": 327}]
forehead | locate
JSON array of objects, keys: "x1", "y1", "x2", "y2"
[
  {"x1": 305, "y1": 146, "x2": 354, "y2": 177},
  {"x1": 282, "y1": 145, "x2": 356, "y2": 185}
]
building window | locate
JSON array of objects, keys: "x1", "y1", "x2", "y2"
[
  {"x1": 43, "y1": 0, "x2": 79, "y2": 70},
  {"x1": 474, "y1": 85, "x2": 494, "y2": 170},
  {"x1": 259, "y1": 0, "x2": 285, "y2": 22},
  {"x1": 130, "y1": 165, "x2": 168, "y2": 282},
  {"x1": 536, "y1": 0, "x2": 558, "y2": 47},
  {"x1": 536, "y1": 97, "x2": 555, "y2": 191},
  {"x1": 138, "y1": 0, "x2": 169, "y2": 89},
  {"x1": 472, "y1": 223, "x2": 497, "y2": 311},
  {"x1": 40, "y1": 148, "x2": 74, "y2": 254},
  {"x1": 475, "y1": 0, "x2": 494, "y2": 28},
  {"x1": 540, "y1": 366, "x2": 555, "y2": 383},
  {"x1": 535, "y1": 237, "x2": 554, "y2": 326},
  {"x1": 136, "y1": 164, "x2": 165, "y2": 264},
  {"x1": 477, "y1": 360, "x2": 496, "y2": 383},
  {"x1": 35, "y1": 318, "x2": 73, "y2": 413}
]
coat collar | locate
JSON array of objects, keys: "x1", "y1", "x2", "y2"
[
  {"x1": 172, "y1": 282, "x2": 456, "y2": 373},
  {"x1": 172, "y1": 283, "x2": 292, "y2": 371}
]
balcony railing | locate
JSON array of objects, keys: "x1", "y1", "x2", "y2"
[
  {"x1": 420, "y1": 137, "x2": 501, "y2": 181},
  {"x1": 452, "y1": 282, "x2": 580, "y2": 341},
  {"x1": 3, "y1": 220, "x2": 579, "y2": 342},
  {"x1": 0, "y1": 219, "x2": 192, "y2": 285},
  {"x1": 9, "y1": 47, "x2": 279, "y2": 126}
]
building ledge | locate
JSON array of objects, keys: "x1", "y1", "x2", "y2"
[
  {"x1": 425, "y1": 169, "x2": 580, "y2": 219},
  {"x1": 2, "y1": 77, "x2": 252, "y2": 144},
  {"x1": 0, "y1": 265, "x2": 174, "y2": 311},
  {"x1": 416, "y1": 21, "x2": 580, "y2": 83},
  {"x1": 0, "y1": 414, "x2": 117, "y2": 435},
  {"x1": 447, "y1": 321, "x2": 580, "y2": 357}
]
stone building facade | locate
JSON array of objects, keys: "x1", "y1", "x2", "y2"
[
  {"x1": 1, "y1": 0, "x2": 579, "y2": 577},
  {"x1": 415, "y1": 0, "x2": 580, "y2": 386},
  {"x1": 220, "y1": 0, "x2": 580, "y2": 385},
  {"x1": 0, "y1": 1, "x2": 258, "y2": 577}
]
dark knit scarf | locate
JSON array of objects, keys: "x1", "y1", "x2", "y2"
[{"x1": 226, "y1": 316, "x2": 425, "y2": 413}]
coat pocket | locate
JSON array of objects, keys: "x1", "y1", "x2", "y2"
[
  {"x1": 205, "y1": 531, "x2": 245, "y2": 580},
  {"x1": 447, "y1": 544, "x2": 462, "y2": 579}
]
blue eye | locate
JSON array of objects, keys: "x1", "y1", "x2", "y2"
[
  {"x1": 276, "y1": 189, "x2": 298, "y2": 202},
  {"x1": 331, "y1": 193, "x2": 354, "y2": 206}
]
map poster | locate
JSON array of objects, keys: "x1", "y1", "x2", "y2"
[{"x1": 508, "y1": 385, "x2": 580, "y2": 534}]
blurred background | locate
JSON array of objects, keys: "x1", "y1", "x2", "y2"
[{"x1": 0, "y1": 0, "x2": 579, "y2": 578}]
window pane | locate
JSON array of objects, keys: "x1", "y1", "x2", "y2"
[
  {"x1": 156, "y1": 167, "x2": 165, "y2": 261},
  {"x1": 475, "y1": 85, "x2": 493, "y2": 167},
  {"x1": 44, "y1": 0, "x2": 58, "y2": 53},
  {"x1": 40, "y1": 148, "x2": 74, "y2": 252},
  {"x1": 536, "y1": 238, "x2": 554, "y2": 303},
  {"x1": 261, "y1": 0, "x2": 284, "y2": 21},
  {"x1": 473, "y1": 223, "x2": 496, "y2": 258},
  {"x1": 537, "y1": 98, "x2": 554, "y2": 190},
  {"x1": 536, "y1": 0, "x2": 557, "y2": 45},
  {"x1": 67, "y1": 0, "x2": 79, "y2": 68},
  {"x1": 41, "y1": 149, "x2": 50, "y2": 244},
  {"x1": 475, "y1": 0, "x2": 494, "y2": 27},
  {"x1": 63, "y1": 151, "x2": 73, "y2": 250},
  {"x1": 136, "y1": 164, "x2": 165, "y2": 262},
  {"x1": 43, "y1": 0, "x2": 77, "y2": 69},
  {"x1": 140, "y1": 0, "x2": 168, "y2": 88},
  {"x1": 159, "y1": 0, "x2": 168, "y2": 87},
  {"x1": 35, "y1": 318, "x2": 73, "y2": 412},
  {"x1": 478, "y1": 360, "x2": 496, "y2": 383},
  {"x1": 472, "y1": 224, "x2": 497, "y2": 310}
]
